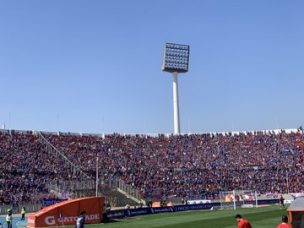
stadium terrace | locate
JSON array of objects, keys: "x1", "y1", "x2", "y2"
[{"x1": 0, "y1": 128, "x2": 303, "y2": 207}]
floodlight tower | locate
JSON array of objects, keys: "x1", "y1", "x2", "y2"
[{"x1": 162, "y1": 43, "x2": 190, "y2": 135}]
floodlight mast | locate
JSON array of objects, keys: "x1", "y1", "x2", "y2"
[
  {"x1": 173, "y1": 72, "x2": 180, "y2": 135},
  {"x1": 162, "y1": 43, "x2": 190, "y2": 135}
]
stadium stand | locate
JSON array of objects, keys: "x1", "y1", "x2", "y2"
[
  {"x1": 0, "y1": 130, "x2": 74, "y2": 206},
  {"x1": 1, "y1": 129, "x2": 304, "y2": 207}
]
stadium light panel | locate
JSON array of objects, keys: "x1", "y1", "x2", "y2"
[{"x1": 162, "y1": 43, "x2": 190, "y2": 73}]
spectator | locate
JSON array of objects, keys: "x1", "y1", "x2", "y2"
[
  {"x1": 76, "y1": 211, "x2": 86, "y2": 228},
  {"x1": 277, "y1": 215, "x2": 289, "y2": 228}
]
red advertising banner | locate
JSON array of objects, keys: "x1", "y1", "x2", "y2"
[{"x1": 27, "y1": 197, "x2": 104, "y2": 227}]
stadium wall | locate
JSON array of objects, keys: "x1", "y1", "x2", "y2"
[{"x1": 107, "y1": 199, "x2": 280, "y2": 219}]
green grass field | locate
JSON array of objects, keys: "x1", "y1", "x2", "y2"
[{"x1": 89, "y1": 206, "x2": 287, "y2": 228}]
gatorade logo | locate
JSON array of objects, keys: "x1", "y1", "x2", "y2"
[
  {"x1": 45, "y1": 216, "x2": 56, "y2": 225},
  {"x1": 44, "y1": 214, "x2": 99, "y2": 226}
]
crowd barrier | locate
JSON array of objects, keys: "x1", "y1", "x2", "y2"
[
  {"x1": 108, "y1": 203, "x2": 219, "y2": 219},
  {"x1": 107, "y1": 199, "x2": 280, "y2": 219}
]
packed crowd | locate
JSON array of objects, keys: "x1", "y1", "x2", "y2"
[
  {"x1": 45, "y1": 130, "x2": 304, "y2": 199},
  {"x1": 1, "y1": 129, "x2": 304, "y2": 205},
  {"x1": 0, "y1": 131, "x2": 76, "y2": 205}
]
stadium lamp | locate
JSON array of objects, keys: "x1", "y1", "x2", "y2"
[
  {"x1": 162, "y1": 42, "x2": 190, "y2": 135},
  {"x1": 162, "y1": 43, "x2": 190, "y2": 73}
]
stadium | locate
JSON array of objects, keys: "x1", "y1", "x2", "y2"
[
  {"x1": 0, "y1": 128, "x2": 303, "y2": 227},
  {"x1": 1, "y1": 1, "x2": 304, "y2": 228}
]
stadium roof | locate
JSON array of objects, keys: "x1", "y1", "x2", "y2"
[{"x1": 0, "y1": 128, "x2": 301, "y2": 138}]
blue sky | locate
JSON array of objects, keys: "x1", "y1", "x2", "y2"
[{"x1": 0, "y1": 0, "x2": 304, "y2": 134}]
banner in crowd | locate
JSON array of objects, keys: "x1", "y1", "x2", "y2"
[{"x1": 42, "y1": 198, "x2": 67, "y2": 207}]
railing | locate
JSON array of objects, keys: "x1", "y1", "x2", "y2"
[
  {"x1": 49, "y1": 180, "x2": 98, "y2": 199},
  {"x1": 118, "y1": 180, "x2": 142, "y2": 202},
  {"x1": 48, "y1": 178, "x2": 143, "y2": 203},
  {"x1": 49, "y1": 180, "x2": 96, "y2": 192},
  {"x1": 0, "y1": 203, "x2": 42, "y2": 215},
  {"x1": 37, "y1": 131, "x2": 142, "y2": 204},
  {"x1": 36, "y1": 132, "x2": 91, "y2": 179}
]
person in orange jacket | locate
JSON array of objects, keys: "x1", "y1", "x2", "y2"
[
  {"x1": 277, "y1": 215, "x2": 289, "y2": 228},
  {"x1": 235, "y1": 214, "x2": 252, "y2": 228}
]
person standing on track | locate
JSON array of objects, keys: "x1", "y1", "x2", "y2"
[
  {"x1": 21, "y1": 207, "x2": 26, "y2": 221},
  {"x1": 6, "y1": 209, "x2": 12, "y2": 228},
  {"x1": 280, "y1": 195, "x2": 285, "y2": 208},
  {"x1": 75, "y1": 211, "x2": 86, "y2": 228},
  {"x1": 235, "y1": 214, "x2": 252, "y2": 228}
]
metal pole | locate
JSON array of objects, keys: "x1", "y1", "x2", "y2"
[
  {"x1": 96, "y1": 156, "x2": 99, "y2": 197},
  {"x1": 287, "y1": 173, "x2": 289, "y2": 194},
  {"x1": 255, "y1": 191, "x2": 258, "y2": 208},
  {"x1": 233, "y1": 190, "x2": 236, "y2": 210},
  {"x1": 173, "y1": 72, "x2": 180, "y2": 135}
]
